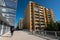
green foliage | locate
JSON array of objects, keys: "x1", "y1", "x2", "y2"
[
  {"x1": 56, "y1": 21, "x2": 60, "y2": 31},
  {"x1": 46, "y1": 20, "x2": 58, "y2": 31},
  {"x1": 16, "y1": 26, "x2": 19, "y2": 30}
]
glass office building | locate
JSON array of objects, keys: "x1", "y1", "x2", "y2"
[{"x1": 0, "y1": 0, "x2": 17, "y2": 35}]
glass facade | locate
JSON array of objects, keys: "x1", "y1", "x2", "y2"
[
  {"x1": 0, "y1": 0, "x2": 17, "y2": 35},
  {"x1": 0, "y1": 7, "x2": 16, "y2": 13},
  {"x1": 0, "y1": 27, "x2": 1, "y2": 35}
]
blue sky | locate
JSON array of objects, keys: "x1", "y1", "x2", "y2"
[{"x1": 15, "y1": 0, "x2": 60, "y2": 26}]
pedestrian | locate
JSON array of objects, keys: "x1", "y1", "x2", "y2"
[{"x1": 10, "y1": 26, "x2": 14, "y2": 36}]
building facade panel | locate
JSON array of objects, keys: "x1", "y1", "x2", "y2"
[{"x1": 0, "y1": 0, "x2": 17, "y2": 35}]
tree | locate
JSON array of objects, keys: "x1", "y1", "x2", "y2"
[
  {"x1": 56, "y1": 21, "x2": 60, "y2": 31},
  {"x1": 45, "y1": 20, "x2": 58, "y2": 31}
]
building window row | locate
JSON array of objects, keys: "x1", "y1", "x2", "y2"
[{"x1": 0, "y1": 7, "x2": 16, "y2": 13}]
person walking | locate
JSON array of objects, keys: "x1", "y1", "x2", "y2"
[{"x1": 10, "y1": 26, "x2": 14, "y2": 36}]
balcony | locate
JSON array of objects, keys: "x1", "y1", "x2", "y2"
[
  {"x1": 40, "y1": 16, "x2": 44, "y2": 18},
  {"x1": 34, "y1": 7, "x2": 39, "y2": 11},
  {"x1": 40, "y1": 22, "x2": 45, "y2": 24},
  {"x1": 40, "y1": 19, "x2": 44, "y2": 21},
  {"x1": 34, "y1": 12, "x2": 39, "y2": 15},
  {"x1": 48, "y1": 16, "x2": 51, "y2": 18},
  {"x1": 48, "y1": 18, "x2": 51, "y2": 20},
  {"x1": 35, "y1": 20, "x2": 39, "y2": 22},
  {"x1": 48, "y1": 13, "x2": 51, "y2": 15},
  {"x1": 35, "y1": 18, "x2": 39, "y2": 21},
  {"x1": 35, "y1": 22, "x2": 39, "y2": 24},
  {"x1": 35, "y1": 16, "x2": 39, "y2": 19},
  {"x1": 40, "y1": 13, "x2": 44, "y2": 15},
  {"x1": 40, "y1": 17, "x2": 44, "y2": 20},
  {"x1": 41, "y1": 25, "x2": 45, "y2": 27},
  {"x1": 40, "y1": 9, "x2": 43, "y2": 10},
  {"x1": 35, "y1": 15, "x2": 39, "y2": 17},
  {"x1": 35, "y1": 25, "x2": 40, "y2": 27}
]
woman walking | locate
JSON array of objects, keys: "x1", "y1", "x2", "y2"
[{"x1": 10, "y1": 26, "x2": 14, "y2": 36}]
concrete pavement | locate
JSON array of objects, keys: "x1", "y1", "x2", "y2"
[
  {"x1": 0, "y1": 31, "x2": 58, "y2": 40},
  {"x1": 0, "y1": 31, "x2": 46, "y2": 40}
]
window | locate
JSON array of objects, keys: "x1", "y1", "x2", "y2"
[
  {"x1": 2, "y1": 8, "x2": 6, "y2": 12},
  {"x1": 48, "y1": 13, "x2": 51, "y2": 16},
  {"x1": 35, "y1": 22, "x2": 39, "y2": 25},
  {"x1": 0, "y1": 0, "x2": 6, "y2": 6},
  {"x1": 39, "y1": 11, "x2": 42, "y2": 12},
  {"x1": 41, "y1": 25, "x2": 45, "y2": 27},
  {"x1": 34, "y1": 6, "x2": 39, "y2": 11},
  {"x1": 35, "y1": 19, "x2": 39, "y2": 21},
  {"x1": 35, "y1": 16, "x2": 39, "y2": 18},
  {"x1": 34, "y1": 12, "x2": 39, "y2": 14},
  {"x1": 48, "y1": 16, "x2": 51, "y2": 18},
  {"x1": 2, "y1": 13, "x2": 6, "y2": 17},
  {"x1": 35, "y1": 25, "x2": 39, "y2": 27},
  {"x1": 0, "y1": 7, "x2": 16, "y2": 13},
  {"x1": 35, "y1": 20, "x2": 39, "y2": 22},
  {"x1": 48, "y1": 18, "x2": 51, "y2": 20},
  {"x1": 39, "y1": 10, "x2": 43, "y2": 13},
  {"x1": 34, "y1": 12, "x2": 39, "y2": 16},
  {"x1": 40, "y1": 16, "x2": 44, "y2": 18},
  {"x1": 40, "y1": 19, "x2": 44, "y2": 21},
  {"x1": 40, "y1": 22, "x2": 44, "y2": 24}
]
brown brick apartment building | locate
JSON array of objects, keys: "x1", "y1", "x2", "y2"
[{"x1": 24, "y1": 1, "x2": 55, "y2": 32}]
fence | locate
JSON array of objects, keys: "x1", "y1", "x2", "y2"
[{"x1": 31, "y1": 31, "x2": 60, "y2": 38}]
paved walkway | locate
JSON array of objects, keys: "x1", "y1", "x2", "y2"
[{"x1": 0, "y1": 31, "x2": 58, "y2": 40}]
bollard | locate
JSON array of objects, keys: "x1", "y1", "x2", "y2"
[
  {"x1": 39, "y1": 31, "x2": 40, "y2": 34},
  {"x1": 45, "y1": 31, "x2": 46, "y2": 36},
  {"x1": 55, "y1": 32, "x2": 57, "y2": 37}
]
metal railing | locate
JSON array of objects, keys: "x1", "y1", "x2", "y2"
[{"x1": 31, "y1": 31, "x2": 60, "y2": 38}]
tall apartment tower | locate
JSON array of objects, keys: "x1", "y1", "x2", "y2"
[
  {"x1": 24, "y1": 1, "x2": 55, "y2": 32},
  {"x1": 0, "y1": 0, "x2": 17, "y2": 35},
  {"x1": 17, "y1": 18, "x2": 23, "y2": 29}
]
